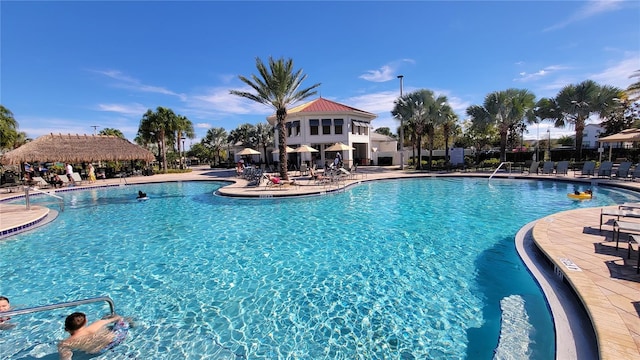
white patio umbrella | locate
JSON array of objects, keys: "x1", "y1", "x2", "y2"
[
  {"x1": 237, "y1": 148, "x2": 261, "y2": 156},
  {"x1": 271, "y1": 146, "x2": 295, "y2": 154},
  {"x1": 294, "y1": 145, "x2": 319, "y2": 169},
  {"x1": 294, "y1": 145, "x2": 319, "y2": 153},
  {"x1": 325, "y1": 142, "x2": 354, "y2": 151}
]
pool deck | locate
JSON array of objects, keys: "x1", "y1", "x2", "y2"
[{"x1": 1, "y1": 166, "x2": 640, "y2": 359}]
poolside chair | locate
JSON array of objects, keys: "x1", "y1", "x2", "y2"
[
  {"x1": 632, "y1": 165, "x2": 640, "y2": 181},
  {"x1": 555, "y1": 161, "x2": 569, "y2": 176},
  {"x1": 71, "y1": 172, "x2": 86, "y2": 185},
  {"x1": 541, "y1": 161, "x2": 555, "y2": 175},
  {"x1": 613, "y1": 162, "x2": 632, "y2": 180},
  {"x1": 524, "y1": 161, "x2": 540, "y2": 175},
  {"x1": 30, "y1": 176, "x2": 51, "y2": 189},
  {"x1": 575, "y1": 161, "x2": 595, "y2": 177},
  {"x1": 597, "y1": 161, "x2": 613, "y2": 178}
]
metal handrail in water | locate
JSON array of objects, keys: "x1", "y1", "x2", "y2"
[
  {"x1": 27, "y1": 186, "x2": 65, "y2": 211},
  {"x1": 0, "y1": 296, "x2": 115, "y2": 318},
  {"x1": 489, "y1": 161, "x2": 512, "y2": 181}
]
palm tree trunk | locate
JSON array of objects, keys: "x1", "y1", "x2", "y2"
[
  {"x1": 575, "y1": 117, "x2": 585, "y2": 160},
  {"x1": 416, "y1": 135, "x2": 422, "y2": 170},
  {"x1": 277, "y1": 112, "x2": 288, "y2": 180}
]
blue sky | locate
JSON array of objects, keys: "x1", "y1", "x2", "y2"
[{"x1": 2, "y1": 0, "x2": 639, "y2": 147}]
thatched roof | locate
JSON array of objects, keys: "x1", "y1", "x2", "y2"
[{"x1": 0, "y1": 133, "x2": 156, "y2": 165}]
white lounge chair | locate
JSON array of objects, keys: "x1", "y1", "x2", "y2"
[
  {"x1": 31, "y1": 176, "x2": 51, "y2": 188},
  {"x1": 71, "y1": 172, "x2": 86, "y2": 185}
]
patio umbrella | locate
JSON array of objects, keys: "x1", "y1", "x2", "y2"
[
  {"x1": 237, "y1": 148, "x2": 261, "y2": 156},
  {"x1": 325, "y1": 142, "x2": 354, "y2": 151},
  {"x1": 271, "y1": 146, "x2": 295, "y2": 154},
  {"x1": 294, "y1": 145, "x2": 319, "y2": 168},
  {"x1": 294, "y1": 145, "x2": 319, "y2": 153}
]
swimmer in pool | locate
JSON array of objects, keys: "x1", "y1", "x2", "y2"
[
  {"x1": 58, "y1": 312, "x2": 130, "y2": 359},
  {"x1": 137, "y1": 190, "x2": 147, "y2": 199}
]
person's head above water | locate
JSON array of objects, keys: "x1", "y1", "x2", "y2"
[{"x1": 64, "y1": 312, "x2": 87, "y2": 333}]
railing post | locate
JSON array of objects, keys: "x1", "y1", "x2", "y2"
[{"x1": 24, "y1": 186, "x2": 30, "y2": 210}]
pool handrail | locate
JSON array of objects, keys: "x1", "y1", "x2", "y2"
[
  {"x1": 27, "y1": 186, "x2": 65, "y2": 212},
  {"x1": 489, "y1": 161, "x2": 512, "y2": 180},
  {"x1": 0, "y1": 296, "x2": 115, "y2": 318}
]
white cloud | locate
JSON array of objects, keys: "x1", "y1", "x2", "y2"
[
  {"x1": 544, "y1": 0, "x2": 625, "y2": 32},
  {"x1": 185, "y1": 86, "x2": 272, "y2": 117},
  {"x1": 92, "y1": 69, "x2": 187, "y2": 101},
  {"x1": 359, "y1": 65, "x2": 396, "y2": 82},
  {"x1": 514, "y1": 65, "x2": 569, "y2": 82},
  {"x1": 590, "y1": 54, "x2": 640, "y2": 88},
  {"x1": 359, "y1": 59, "x2": 415, "y2": 82},
  {"x1": 96, "y1": 103, "x2": 148, "y2": 116},
  {"x1": 195, "y1": 123, "x2": 211, "y2": 129}
]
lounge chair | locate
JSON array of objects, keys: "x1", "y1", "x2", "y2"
[
  {"x1": 541, "y1": 161, "x2": 555, "y2": 175},
  {"x1": 71, "y1": 172, "x2": 86, "y2": 185},
  {"x1": 597, "y1": 161, "x2": 613, "y2": 178},
  {"x1": 525, "y1": 161, "x2": 540, "y2": 175},
  {"x1": 31, "y1": 176, "x2": 51, "y2": 188},
  {"x1": 632, "y1": 165, "x2": 640, "y2": 181},
  {"x1": 555, "y1": 161, "x2": 569, "y2": 176},
  {"x1": 575, "y1": 161, "x2": 595, "y2": 177},
  {"x1": 613, "y1": 162, "x2": 632, "y2": 180}
]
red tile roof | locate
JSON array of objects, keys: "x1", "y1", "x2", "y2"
[{"x1": 287, "y1": 98, "x2": 376, "y2": 117}]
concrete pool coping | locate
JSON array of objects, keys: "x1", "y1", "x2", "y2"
[{"x1": 2, "y1": 166, "x2": 639, "y2": 358}]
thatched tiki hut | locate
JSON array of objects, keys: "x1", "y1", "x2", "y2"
[{"x1": 0, "y1": 133, "x2": 156, "y2": 165}]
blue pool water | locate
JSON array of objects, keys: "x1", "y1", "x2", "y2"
[{"x1": 1, "y1": 178, "x2": 638, "y2": 359}]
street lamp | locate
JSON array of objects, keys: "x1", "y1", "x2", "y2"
[
  {"x1": 547, "y1": 129, "x2": 551, "y2": 161},
  {"x1": 397, "y1": 75, "x2": 404, "y2": 170},
  {"x1": 182, "y1": 138, "x2": 186, "y2": 169}
]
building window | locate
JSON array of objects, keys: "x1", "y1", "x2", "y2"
[
  {"x1": 322, "y1": 119, "x2": 332, "y2": 135},
  {"x1": 287, "y1": 121, "x2": 301, "y2": 137},
  {"x1": 335, "y1": 119, "x2": 343, "y2": 134},
  {"x1": 309, "y1": 119, "x2": 319, "y2": 135}
]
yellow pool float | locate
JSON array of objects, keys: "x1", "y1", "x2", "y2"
[{"x1": 567, "y1": 192, "x2": 592, "y2": 200}]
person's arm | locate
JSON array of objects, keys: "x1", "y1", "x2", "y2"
[
  {"x1": 58, "y1": 340, "x2": 73, "y2": 360},
  {"x1": 85, "y1": 315, "x2": 122, "y2": 333}
]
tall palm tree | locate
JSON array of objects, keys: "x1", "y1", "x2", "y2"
[
  {"x1": 555, "y1": 80, "x2": 621, "y2": 160},
  {"x1": 426, "y1": 95, "x2": 451, "y2": 170},
  {"x1": 441, "y1": 111, "x2": 459, "y2": 164},
  {"x1": 137, "y1": 106, "x2": 179, "y2": 172},
  {"x1": 230, "y1": 57, "x2": 320, "y2": 180},
  {"x1": 175, "y1": 115, "x2": 195, "y2": 169},
  {"x1": 202, "y1": 127, "x2": 228, "y2": 166},
  {"x1": 392, "y1": 91, "x2": 430, "y2": 170},
  {"x1": 467, "y1": 88, "x2": 535, "y2": 162}
]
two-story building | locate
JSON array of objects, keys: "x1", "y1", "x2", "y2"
[{"x1": 267, "y1": 97, "x2": 377, "y2": 168}]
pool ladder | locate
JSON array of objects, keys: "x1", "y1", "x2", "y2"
[
  {"x1": 26, "y1": 186, "x2": 64, "y2": 211},
  {"x1": 0, "y1": 296, "x2": 115, "y2": 319},
  {"x1": 488, "y1": 162, "x2": 512, "y2": 181}
]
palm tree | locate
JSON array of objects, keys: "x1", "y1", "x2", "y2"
[
  {"x1": 98, "y1": 128, "x2": 125, "y2": 138},
  {"x1": 441, "y1": 111, "x2": 459, "y2": 165},
  {"x1": 392, "y1": 91, "x2": 429, "y2": 169},
  {"x1": 627, "y1": 70, "x2": 640, "y2": 102},
  {"x1": 253, "y1": 122, "x2": 274, "y2": 165},
  {"x1": 230, "y1": 57, "x2": 320, "y2": 180},
  {"x1": 202, "y1": 127, "x2": 228, "y2": 166},
  {"x1": 466, "y1": 89, "x2": 535, "y2": 162},
  {"x1": 426, "y1": 95, "x2": 451, "y2": 170},
  {"x1": 137, "y1": 106, "x2": 179, "y2": 172},
  {"x1": 175, "y1": 115, "x2": 195, "y2": 169},
  {"x1": 0, "y1": 105, "x2": 19, "y2": 150},
  {"x1": 554, "y1": 80, "x2": 622, "y2": 160}
]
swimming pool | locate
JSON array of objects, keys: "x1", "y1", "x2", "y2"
[{"x1": 1, "y1": 178, "x2": 638, "y2": 359}]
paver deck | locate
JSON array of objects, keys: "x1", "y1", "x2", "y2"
[{"x1": 2, "y1": 166, "x2": 640, "y2": 358}]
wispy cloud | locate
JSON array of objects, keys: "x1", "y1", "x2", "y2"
[
  {"x1": 514, "y1": 65, "x2": 569, "y2": 82},
  {"x1": 590, "y1": 54, "x2": 640, "y2": 88},
  {"x1": 96, "y1": 103, "x2": 149, "y2": 116},
  {"x1": 359, "y1": 59, "x2": 415, "y2": 82},
  {"x1": 92, "y1": 69, "x2": 187, "y2": 101},
  {"x1": 544, "y1": 0, "x2": 625, "y2": 32}
]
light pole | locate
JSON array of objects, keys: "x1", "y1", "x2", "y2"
[
  {"x1": 547, "y1": 129, "x2": 551, "y2": 161},
  {"x1": 182, "y1": 138, "x2": 186, "y2": 169},
  {"x1": 91, "y1": 125, "x2": 100, "y2": 135},
  {"x1": 397, "y1": 75, "x2": 404, "y2": 170}
]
